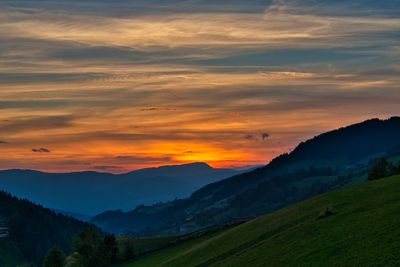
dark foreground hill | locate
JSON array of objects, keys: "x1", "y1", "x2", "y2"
[
  {"x1": 114, "y1": 174, "x2": 400, "y2": 267},
  {"x1": 0, "y1": 163, "x2": 246, "y2": 215},
  {"x1": 0, "y1": 191, "x2": 94, "y2": 267},
  {"x1": 92, "y1": 117, "x2": 400, "y2": 235}
]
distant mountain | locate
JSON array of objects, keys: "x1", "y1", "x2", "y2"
[
  {"x1": 0, "y1": 191, "x2": 94, "y2": 267},
  {"x1": 91, "y1": 117, "x2": 400, "y2": 235},
  {"x1": 0, "y1": 162, "x2": 249, "y2": 215}
]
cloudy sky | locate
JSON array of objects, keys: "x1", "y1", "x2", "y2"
[{"x1": 0, "y1": 0, "x2": 399, "y2": 172}]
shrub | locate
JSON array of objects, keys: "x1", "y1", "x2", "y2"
[
  {"x1": 368, "y1": 159, "x2": 389, "y2": 181},
  {"x1": 43, "y1": 246, "x2": 66, "y2": 267},
  {"x1": 318, "y1": 206, "x2": 335, "y2": 219},
  {"x1": 368, "y1": 159, "x2": 400, "y2": 181}
]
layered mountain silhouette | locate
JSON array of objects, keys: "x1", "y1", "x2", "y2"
[
  {"x1": 0, "y1": 163, "x2": 249, "y2": 215},
  {"x1": 91, "y1": 117, "x2": 400, "y2": 235}
]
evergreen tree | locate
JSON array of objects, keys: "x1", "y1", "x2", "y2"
[
  {"x1": 73, "y1": 228, "x2": 102, "y2": 267},
  {"x1": 73, "y1": 229, "x2": 120, "y2": 267},
  {"x1": 103, "y1": 235, "x2": 119, "y2": 263},
  {"x1": 121, "y1": 239, "x2": 135, "y2": 260},
  {"x1": 0, "y1": 191, "x2": 92, "y2": 266},
  {"x1": 43, "y1": 246, "x2": 65, "y2": 267}
]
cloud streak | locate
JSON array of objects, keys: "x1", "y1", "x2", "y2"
[{"x1": 32, "y1": 148, "x2": 51, "y2": 153}]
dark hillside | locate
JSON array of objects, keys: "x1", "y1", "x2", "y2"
[
  {"x1": 0, "y1": 191, "x2": 95, "y2": 266},
  {"x1": 114, "y1": 174, "x2": 400, "y2": 267},
  {"x1": 92, "y1": 117, "x2": 400, "y2": 236}
]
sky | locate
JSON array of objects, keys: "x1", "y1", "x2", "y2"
[{"x1": 0, "y1": 0, "x2": 399, "y2": 173}]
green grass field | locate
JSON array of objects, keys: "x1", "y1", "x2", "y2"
[
  {"x1": 114, "y1": 175, "x2": 400, "y2": 267},
  {"x1": 113, "y1": 230, "x2": 227, "y2": 267},
  {"x1": 116, "y1": 227, "x2": 234, "y2": 257},
  {"x1": 117, "y1": 235, "x2": 180, "y2": 256}
]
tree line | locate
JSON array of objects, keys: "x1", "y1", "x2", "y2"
[
  {"x1": 0, "y1": 191, "x2": 92, "y2": 266},
  {"x1": 368, "y1": 159, "x2": 400, "y2": 181},
  {"x1": 43, "y1": 228, "x2": 136, "y2": 267}
]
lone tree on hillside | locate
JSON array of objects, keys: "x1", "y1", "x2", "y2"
[{"x1": 367, "y1": 158, "x2": 400, "y2": 181}]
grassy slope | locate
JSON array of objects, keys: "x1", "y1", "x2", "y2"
[
  {"x1": 115, "y1": 175, "x2": 400, "y2": 267},
  {"x1": 117, "y1": 235, "x2": 179, "y2": 256},
  {"x1": 114, "y1": 230, "x2": 226, "y2": 267}
]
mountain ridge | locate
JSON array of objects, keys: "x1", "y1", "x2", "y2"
[
  {"x1": 91, "y1": 117, "x2": 400, "y2": 236},
  {"x1": 0, "y1": 162, "x2": 251, "y2": 215},
  {"x1": 0, "y1": 162, "x2": 218, "y2": 176}
]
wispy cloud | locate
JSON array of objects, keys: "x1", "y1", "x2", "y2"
[
  {"x1": 245, "y1": 134, "x2": 254, "y2": 140},
  {"x1": 262, "y1": 133, "x2": 270, "y2": 140},
  {"x1": 2, "y1": 7, "x2": 399, "y2": 52},
  {"x1": 32, "y1": 148, "x2": 51, "y2": 153},
  {"x1": 0, "y1": 115, "x2": 75, "y2": 134}
]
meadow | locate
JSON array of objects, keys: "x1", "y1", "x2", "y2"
[{"x1": 114, "y1": 175, "x2": 400, "y2": 267}]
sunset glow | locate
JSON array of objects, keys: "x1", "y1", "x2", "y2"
[{"x1": 1, "y1": 0, "x2": 399, "y2": 172}]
